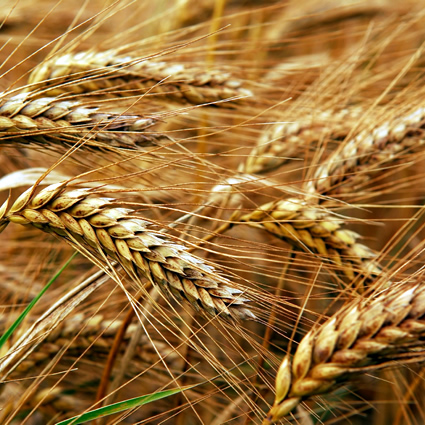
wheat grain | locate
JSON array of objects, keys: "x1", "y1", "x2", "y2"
[
  {"x1": 263, "y1": 280, "x2": 425, "y2": 423},
  {"x1": 27, "y1": 51, "x2": 252, "y2": 106},
  {"x1": 0, "y1": 182, "x2": 254, "y2": 320}
]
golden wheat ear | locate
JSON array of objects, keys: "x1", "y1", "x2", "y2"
[
  {"x1": 5, "y1": 310, "x2": 143, "y2": 377},
  {"x1": 0, "y1": 93, "x2": 165, "y2": 153},
  {"x1": 26, "y1": 50, "x2": 252, "y2": 106},
  {"x1": 243, "y1": 106, "x2": 363, "y2": 175},
  {"x1": 306, "y1": 105, "x2": 425, "y2": 198},
  {"x1": 1, "y1": 181, "x2": 255, "y2": 321},
  {"x1": 240, "y1": 197, "x2": 384, "y2": 284},
  {"x1": 264, "y1": 279, "x2": 425, "y2": 423}
]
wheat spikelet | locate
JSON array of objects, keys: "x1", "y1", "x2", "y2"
[
  {"x1": 243, "y1": 107, "x2": 363, "y2": 174},
  {"x1": 0, "y1": 93, "x2": 162, "y2": 152},
  {"x1": 264, "y1": 279, "x2": 425, "y2": 423},
  {"x1": 306, "y1": 105, "x2": 425, "y2": 197},
  {"x1": 0, "y1": 182, "x2": 254, "y2": 321},
  {"x1": 240, "y1": 197, "x2": 383, "y2": 282},
  {"x1": 26, "y1": 51, "x2": 252, "y2": 106}
]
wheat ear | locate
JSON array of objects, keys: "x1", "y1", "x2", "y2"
[
  {"x1": 263, "y1": 280, "x2": 425, "y2": 423},
  {"x1": 243, "y1": 107, "x2": 363, "y2": 175},
  {"x1": 306, "y1": 106, "x2": 425, "y2": 197},
  {"x1": 0, "y1": 94, "x2": 161, "y2": 152},
  {"x1": 27, "y1": 51, "x2": 252, "y2": 106},
  {"x1": 6, "y1": 311, "x2": 176, "y2": 376},
  {"x1": 240, "y1": 197, "x2": 383, "y2": 282},
  {"x1": 0, "y1": 182, "x2": 254, "y2": 320}
]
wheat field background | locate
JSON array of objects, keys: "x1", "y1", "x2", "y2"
[{"x1": 1, "y1": 0, "x2": 425, "y2": 424}]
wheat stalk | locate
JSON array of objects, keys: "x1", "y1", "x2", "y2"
[
  {"x1": 240, "y1": 197, "x2": 383, "y2": 282},
  {"x1": 263, "y1": 279, "x2": 425, "y2": 423},
  {"x1": 0, "y1": 94, "x2": 162, "y2": 152},
  {"x1": 26, "y1": 51, "x2": 252, "y2": 106},
  {"x1": 0, "y1": 181, "x2": 254, "y2": 320}
]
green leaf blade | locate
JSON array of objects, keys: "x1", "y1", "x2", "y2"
[{"x1": 55, "y1": 386, "x2": 192, "y2": 425}]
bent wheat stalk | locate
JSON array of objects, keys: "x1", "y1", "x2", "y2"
[
  {"x1": 264, "y1": 280, "x2": 425, "y2": 423},
  {"x1": 27, "y1": 51, "x2": 252, "y2": 106},
  {"x1": 0, "y1": 94, "x2": 162, "y2": 152},
  {"x1": 240, "y1": 197, "x2": 383, "y2": 283},
  {"x1": 0, "y1": 182, "x2": 254, "y2": 320}
]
